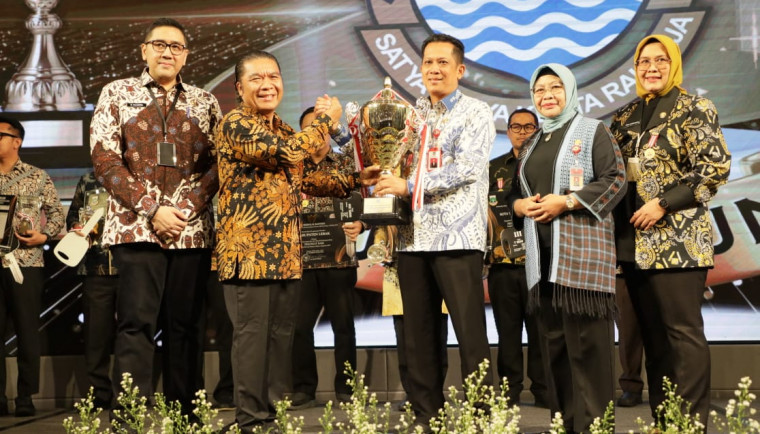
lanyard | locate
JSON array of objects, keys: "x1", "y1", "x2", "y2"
[{"x1": 146, "y1": 85, "x2": 181, "y2": 141}]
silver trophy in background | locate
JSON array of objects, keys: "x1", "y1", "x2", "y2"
[{"x1": 4, "y1": 0, "x2": 85, "y2": 111}]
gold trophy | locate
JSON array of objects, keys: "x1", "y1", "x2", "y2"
[{"x1": 348, "y1": 77, "x2": 414, "y2": 226}]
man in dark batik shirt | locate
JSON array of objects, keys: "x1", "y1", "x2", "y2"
[
  {"x1": 67, "y1": 171, "x2": 118, "y2": 410},
  {"x1": 487, "y1": 108, "x2": 547, "y2": 408}
]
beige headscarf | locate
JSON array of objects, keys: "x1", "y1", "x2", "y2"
[{"x1": 634, "y1": 34, "x2": 687, "y2": 100}]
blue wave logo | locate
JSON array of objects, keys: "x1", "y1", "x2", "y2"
[{"x1": 415, "y1": 0, "x2": 642, "y2": 80}]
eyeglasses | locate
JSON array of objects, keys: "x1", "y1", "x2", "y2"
[
  {"x1": 0, "y1": 132, "x2": 19, "y2": 140},
  {"x1": 144, "y1": 40, "x2": 187, "y2": 56},
  {"x1": 508, "y1": 123, "x2": 537, "y2": 134},
  {"x1": 635, "y1": 57, "x2": 671, "y2": 70},
  {"x1": 532, "y1": 83, "x2": 564, "y2": 98}
]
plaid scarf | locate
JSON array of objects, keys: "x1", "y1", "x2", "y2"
[{"x1": 519, "y1": 116, "x2": 625, "y2": 318}]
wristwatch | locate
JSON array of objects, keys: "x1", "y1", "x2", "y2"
[
  {"x1": 658, "y1": 197, "x2": 670, "y2": 212},
  {"x1": 565, "y1": 195, "x2": 575, "y2": 211}
]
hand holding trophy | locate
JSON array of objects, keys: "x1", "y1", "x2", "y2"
[
  {"x1": 345, "y1": 77, "x2": 426, "y2": 264},
  {"x1": 346, "y1": 77, "x2": 420, "y2": 226}
]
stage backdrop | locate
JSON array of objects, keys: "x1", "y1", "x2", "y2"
[{"x1": 0, "y1": 0, "x2": 758, "y2": 351}]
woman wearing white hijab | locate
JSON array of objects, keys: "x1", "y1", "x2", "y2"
[{"x1": 511, "y1": 63, "x2": 626, "y2": 433}]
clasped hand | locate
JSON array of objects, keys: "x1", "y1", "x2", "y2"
[
  {"x1": 314, "y1": 94, "x2": 342, "y2": 129},
  {"x1": 515, "y1": 193, "x2": 567, "y2": 223},
  {"x1": 151, "y1": 206, "x2": 188, "y2": 241}
]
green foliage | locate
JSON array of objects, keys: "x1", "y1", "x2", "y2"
[
  {"x1": 635, "y1": 377, "x2": 705, "y2": 434},
  {"x1": 64, "y1": 370, "x2": 760, "y2": 434},
  {"x1": 429, "y1": 359, "x2": 521, "y2": 434},
  {"x1": 62, "y1": 387, "x2": 104, "y2": 434},
  {"x1": 710, "y1": 377, "x2": 760, "y2": 434}
]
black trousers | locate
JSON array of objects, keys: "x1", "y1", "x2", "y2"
[
  {"x1": 398, "y1": 250, "x2": 493, "y2": 423},
  {"x1": 82, "y1": 275, "x2": 118, "y2": 404},
  {"x1": 620, "y1": 263, "x2": 710, "y2": 426},
  {"x1": 393, "y1": 314, "x2": 448, "y2": 399},
  {"x1": 110, "y1": 244, "x2": 210, "y2": 413},
  {"x1": 614, "y1": 275, "x2": 643, "y2": 395},
  {"x1": 291, "y1": 267, "x2": 357, "y2": 397},
  {"x1": 223, "y1": 279, "x2": 297, "y2": 427},
  {"x1": 0, "y1": 267, "x2": 43, "y2": 400},
  {"x1": 488, "y1": 264, "x2": 546, "y2": 403},
  {"x1": 536, "y1": 293, "x2": 615, "y2": 433},
  {"x1": 206, "y1": 271, "x2": 233, "y2": 405}
]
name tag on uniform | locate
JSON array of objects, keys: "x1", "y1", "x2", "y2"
[
  {"x1": 626, "y1": 157, "x2": 640, "y2": 181},
  {"x1": 427, "y1": 146, "x2": 440, "y2": 170},
  {"x1": 127, "y1": 102, "x2": 147, "y2": 107},
  {"x1": 157, "y1": 141, "x2": 177, "y2": 167},
  {"x1": 569, "y1": 166, "x2": 584, "y2": 191}
]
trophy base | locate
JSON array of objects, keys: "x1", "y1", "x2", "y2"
[{"x1": 361, "y1": 196, "x2": 411, "y2": 226}]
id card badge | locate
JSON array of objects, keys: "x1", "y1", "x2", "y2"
[
  {"x1": 569, "y1": 166, "x2": 584, "y2": 191},
  {"x1": 427, "y1": 146, "x2": 440, "y2": 170},
  {"x1": 157, "y1": 141, "x2": 177, "y2": 167},
  {"x1": 626, "y1": 157, "x2": 640, "y2": 182}
]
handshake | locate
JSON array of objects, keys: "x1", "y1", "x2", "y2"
[{"x1": 314, "y1": 93, "x2": 343, "y2": 129}]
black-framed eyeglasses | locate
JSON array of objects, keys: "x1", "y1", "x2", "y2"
[
  {"x1": 144, "y1": 40, "x2": 187, "y2": 56},
  {"x1": 0, "y1": 132, "x2": 19, "y2": 140},
  {"x1": 635, "y1": 57, "x2": 671, "y2": 70},
  {"x1": 508, "y1": 123, "x2": 537, "y2": 134}
]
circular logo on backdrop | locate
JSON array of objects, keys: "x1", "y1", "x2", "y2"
[
  {"x1": 416, "y1": 0, "x2": 642, "y2": 80},
  {"x1": 358, "y1": 0, "x2": 706, "y2": 132}
]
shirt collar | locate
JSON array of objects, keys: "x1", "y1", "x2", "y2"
[
  {"x1": 505, "y1": 148, "x2": 518, "y2": 162},
  {"x1": 430, "y1": 88, "x2": 461, "y2": 112},
  {"x1": 140, "y1": 68, "x2": 185, "y2": 92},
  {"x1": 1, "y1": 158, "x2": 24, "y2": 176}
]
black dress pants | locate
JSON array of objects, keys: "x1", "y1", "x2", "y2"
[
  {"x1": 82, "y1": 275, "x2": 118, "y2": 404},
  {"x1": 393, "y1": 313, "x2": 449, "y2": 400},
  {"x1": 0, "y1": 267, "x2": 43, "y2": 400},
  {"x1": 111, "y1": 243, "x2": 210, "y2": 413},
  {"x1": 620, "y1": 263, "x2": 710, "y2": 426},
  {"x1": 291, "y1": 267, "x2": 357, "y2": 398},
  {"x1": 223, "y1": 279, "x2": 297, "y2": 427},
  {"x1": 397, "y1": 250, "x2": 493, "y2": 424},
  {"x1": 488, "y1": 264, "x2": 546, "y2": 403},
  {"x1": 206, "y1": 271, "x2": 233, "y2": 405},
  {"x1": 614, "y1": 275, "x2": 644, "y2": 395},
  {"x1": 536, "y1": 293, "x2": 615, "y2": 433}
]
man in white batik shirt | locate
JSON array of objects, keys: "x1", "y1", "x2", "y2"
[{"x1": 373, "y1": 33, "x2": 495, "y2": 430}]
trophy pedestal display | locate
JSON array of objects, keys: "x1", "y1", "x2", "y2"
[{"x1": 361, "y1": 195, "x2": 410, "y2": 226}]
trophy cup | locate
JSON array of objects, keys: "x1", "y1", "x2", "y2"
[
  {"x1": 349, "y1": 77, "x2": 414, "y2": 226},
  {"x1": 79, "y1": 188, "x2": 109, "y2": 244},
  {"x1": 14, "y1": 195, "x2": 42, "y2": 236}
]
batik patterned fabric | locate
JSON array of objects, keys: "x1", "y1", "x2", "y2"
[
  {"x1": 0, "y1": 160, "x2": 64, "y2": 267},
  {"x1": 90, "y1": 69, "x2": 221, "y2": 249},
  {"x1": 611, "y1": 90, "x2": 731, "y2": 269},
  {"x1": 215, "y1": 107, "x2": 360, "y2": 281},
  {"x1": 399, "y1": 89, "x2": 495, "y2": 253}
]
